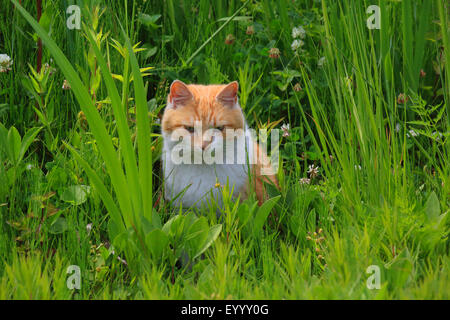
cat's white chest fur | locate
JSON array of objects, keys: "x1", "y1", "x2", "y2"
[{"x1": 162, "y1": 128, "x2": 253, "y2": 209}]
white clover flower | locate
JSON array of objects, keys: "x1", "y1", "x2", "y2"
[
  {"x1": 292, "y1": 26, "x2": 306, "y2": 39},
  {"x1": 406, "y1": 129, "x2": 419, "y2": 138},
  {"x1": 281, "y1": 123, "x2": 290, "y2": 137},
  {"x1": 307, "y1": 164, "x2": 320, "y2": 178},
  {"x1": 269, "y1": 47, "x2": 281, "y2": 59},
  {"x1": 0, "y1": 54, "x2": 12, "y2": 73},
  {"x1": 293, "y1": 83, "x2": 302, "y2": 92},
  {"x1": 62, "y1": 79, "x2": 71, "y2": 90},
  {"x1": 299, "y1": 177, "x2": 311, "y2": 185},
  {"x1": 317, "y1": 56, "x2": 326, "y2": 68},
  {"x1": 431, "y1": 131, "x2": 443, "y2": 141},
  {"x1": 44, "y1": 62, "x2": 56, "y2": 75},
  {"x1": 291, "y1": 39, "x2": 304, "y2": 52}
]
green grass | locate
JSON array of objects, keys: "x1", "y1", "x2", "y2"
[{"x1": 0, "y1": 0, "x2": 448, "y2": 299}]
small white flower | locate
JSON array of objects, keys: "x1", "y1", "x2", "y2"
[
  {"x1": 431, "y1": 131, "x2": 443, "y2": 141},
  {"x1": 291, "y1": 39, "x2": 304, "y2": 52},
  {"x1": 299, "y1": 177, "x2": 311, "y2": 185},
  {"x1": 26, "y1": 164, "x2": 34, "y2": 170},
  {"x1": 86, "y1": 223, "x2": 92, "y2": 235},
  {"x1": 307, "y1": 164, "x2": 320, "y2": 178},
  {"x1": 317, "y1": 56, "x2": 326, "y2": 68},
  {"x1": 269, "y1": 47, "x2": 281, "y2": 59},
  {"x1": 43, "y1": 62, "x2": 56, "y2": 75},
  {"x1": 281, "y1": 123, "x2": 290, "y2": 137},
  {"x1": 0, "y1": 54, "x2": 12, "y2": 73},
  {"x1": 406, "y1": 129, "x2": 419, "y2": 138},
  {"x1": 117, "y1": 256, "x2": 127, "y2": 265},
  {"x1": 292, "y1": 26, "x2": 306, "y2": 39},
  {"x1": 395, "y1": 123, "x2": 401, "y2": 133},
  {"x1": 293, "y1": 83, "x2": 302, "y2": 92},
  {"x1": 62, "y1": 79, "x2": 71, "y2": 90}
]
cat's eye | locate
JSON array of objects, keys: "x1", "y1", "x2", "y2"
[{"x1": 185, "y1": 126, "x2": 195, "y2": 133}]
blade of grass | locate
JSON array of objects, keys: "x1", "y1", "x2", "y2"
[
  {"x1": 412, "y1": 1, "x2": 432, "y2": 81},
  {"x1": 122, "y1": 27, "x2": 153, "y2": 222},
  {"x1": 10, "y1": 0, "x2": 134, "y2": 227},
  {"x1": 85, "y1": 29, "x2": 143, "y2": 223},
  {"x1": 402, "y1": 0, "x2": 415, "y2": 91},
  {"x1": 437, "y1": 0, "x2": 450, "y2": 130},
  {"x1": 184, "y1": 0, "x2": 250, "y2": 66}
]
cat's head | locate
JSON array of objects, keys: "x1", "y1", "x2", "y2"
[{"x1": 161, "y1": 80, "x2": 245, "y2": 151}]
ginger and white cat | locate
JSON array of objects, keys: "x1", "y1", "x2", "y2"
[{"x1": 161, "y1": 80, "x2": 277, "y2": 209}]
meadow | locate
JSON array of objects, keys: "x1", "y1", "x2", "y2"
[{"x1": 0, "y1": 0, "x2": 448, "y2": 299}]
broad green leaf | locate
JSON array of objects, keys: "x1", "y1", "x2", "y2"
[
  {"x1": 48, "y1": 217, "x2": 68, "y2": 234},
  {"x1": 151, "y1": 209, "x2": 162, "y2": 229},
  {"x1": 144, "y1": 46, "x2": 158, "y2": 59},
  {"x1": 33, "y1": 107, "x2": 48, "y2": 126},
  {"x1": 138, "y1": 13, "x2": 161, "y2": 29},
  {"x1": 162, "y1": 216, "x2": 176, "y2": 235},
  {"x1": 186, "y1": 217, "x2": 209, "y2": 257},
  {"x1": 61, "y1": 185, "x2": 91, "y2": 205},
  {"x1": 163, "y1": 214, "x2": 186, "y2": 240},
  {"x1": 424, "y1": 191, "x2": 440, "y2": 221},
  {"x1": 237, "y1": 203, "x2": 250, "y2": 227},
  {"x1": 145, "y1": 229, "x2": 169, "y2": 259},
  {"x1": 112, "y1": 231, "x2": 129, "y2": 251},
  {"x1": 18, "y1": 127, "x2": 42, "y2": 165},
  {"x1": 253, "y1": 195, "x2": 281, "y2": 235},
  {"x1": 140, "y1": 215, "x2": 155, "y2": 234},
  {"x1": 7, "y1": 126, "x2": 21, "y2": 165},
  {"x1": 108, "y1": 219, "x2": 121, "y2": 242},
  {"x1": 193, "y1": 224, "x2": 222, "y2": 259}
]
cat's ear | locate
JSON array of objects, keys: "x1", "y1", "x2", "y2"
[
  {"x1": 216, "y1": 81, "x2": 239, "y2": 107},
  {"x1": 169, "y1": 80, "x2": 193, "y2": 108}
]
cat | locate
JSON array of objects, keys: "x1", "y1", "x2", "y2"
[{"x1": 161, "y1": 80, "x2": 277, "y2": 210}]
